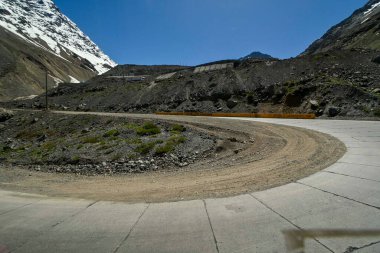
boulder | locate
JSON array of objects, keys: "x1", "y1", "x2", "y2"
[
  {"x1": 326, "y1": 106, "x2": 341, "y2": 117},
  {"x1": 309, "y1": 100, "x2": 319, "y2": 110},
  {"x1": 0, "y1": 108, "x2": 14, "y2": 122}
]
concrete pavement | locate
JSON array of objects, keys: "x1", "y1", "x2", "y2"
[{"x1": 1, "y1": 118, "x2": 380, "y2": 253}]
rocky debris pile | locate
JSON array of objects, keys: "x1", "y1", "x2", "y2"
[
  {"x1": 0, "y1": 111, "x2": 218, "y2": 174},
  {"x1": 28, "y1": 152, "x2": 205, "y2": 175}
]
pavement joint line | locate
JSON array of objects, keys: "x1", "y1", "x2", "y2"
[
  {"x1": 113, "y1": 203, "x2": 150, "y2": 253},
  {"x1": 347, "y1": 154, "x2": 379, "y2": 157},
  {"x1": 202, "y1": 199, "x2": 220, "y2": 253},
  {"x1": 51, "y1": 200, "x2": 99, "y2": 228},
  {"x1": 321, "y1": 171, "x2": 380, "y2": 183},
  {"x1": 9, "y1": 200, "x2": 99, "y2": 253},
  {"x1": 337, "y1": 162, "x2": 380, "y2": 168},
  {"x1": 248, "y1": 193, "x2": 335, "y2": 253},
  {"x1": 350, "y1": 240, "x2": 380, "y2": 252},
  {"x1": 296, "y1": 182, "x2": 380, "y2": 210},
  {"x1": 0, "y1": 200, "x2": 40, "y2": 216}
]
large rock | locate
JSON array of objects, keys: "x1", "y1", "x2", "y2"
[
  {"x1": 326, "y1": 106, "x2": 341, "y2": 117},
  {"x1": 0, "y1": 108, "x2": 14, "y2": 122}
]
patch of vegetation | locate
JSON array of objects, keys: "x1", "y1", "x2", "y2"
[
  {"x1": 41, "y1": 141, "x2": 57, "y2": 151},
  {"x1": 171, "y1": 124, "x2": 186, "y2": 133},
  {"x1": 103, "y1": 129, "x2": 120, "y2": 137},
  {"x1": 81, "y1": 136, "x2": 101, "y2": 144},
  {"x1": 124, "y1": 137, "x2": 142, "y2": 144},
  {"x1": 154, "y1": 135, "x2": 186, "y2": 155},
  {"x1": 154, "y1": 143, "x2": 174, "y2": 155},
  {"x1": 124, "y1": 123, "x2": 139, "y2": 130},
  {"x1": 134, "y1": 141, "x2": 157, "y2": 155},
  {"x1": 16, "y1": 129, "x2": 44, "y2": 140},
  {"x1": 136, "y1": 122, "x2": 161, "y2": 136},
  {"x1": 111, "y1": 153, "x2": 122, "y2": 161}
]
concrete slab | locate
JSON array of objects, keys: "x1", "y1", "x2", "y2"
[
  {"x1": 253, "y1": 183, "x2": 380, "y2": 253},
  {"x1": 205, "y1": 194, "x2": 329, "y2": 253},
  {"x1": 118, "y1": 200, "x2": 217, "y2": 253},
  {"x1": 346, "y1": 147, "x2": 380, "y2": 156},
  {"x1": 338, "y1": 154, "x2": 380, "y2": 167},
  {"x1": 299, "y1": 172, "x2": 380, "y2": 208},
  {"x1": 13, "y1": 201, "x2": 148, "y2": 253},
  {"x1": 0, "y1": 198, "x2": 92, "y2": 251},
  {"x1": 0, "y1": 191, "x2": 42, "y2": 215},
  {"x1": 325, "y1": 162, "x2": 380, "y2": 182}
]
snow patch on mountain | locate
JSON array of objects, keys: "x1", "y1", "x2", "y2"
[{"x1": 0, "y1": 0, "x2": 116, "y2": 74}]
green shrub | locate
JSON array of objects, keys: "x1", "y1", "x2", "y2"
[
  {"x1": 136, "y1": 122, "x2": 161, "y2": 136},
  {"x1": 171, "y1": 124, "x2": 186, "y2": 133},
  {"x1": 154, "y1": 135, "x2": 186, "y2": 155},
  {"x1": 168, "y1": 135, "x2": 186, "y2": 144},
  {"x1": 134, "y1": 141, "x2": 157, "y2": 155},
  {"x1": 103, "y1": 129, "x2": 120, "y2": 137},
  {"x1": 154, "y1": 143, "x2": 174, "y2": 155},
  {"x1": 81, "y1": 136, "x2": 101, "y2": 144}
]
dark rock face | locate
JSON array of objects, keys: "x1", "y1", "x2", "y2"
[{"x1": 326, "y1": 106, "x2": 341, "y2": 117}]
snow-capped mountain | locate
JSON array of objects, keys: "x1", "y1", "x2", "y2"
[
  {"x1": 0, "y1": 0, "x2": 116, "y2": 74},
  {"x1": 303, "y1": 0, "x2": 380, "y2": 55}
]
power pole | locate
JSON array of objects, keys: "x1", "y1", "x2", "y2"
[{"x1": 45, "y1": 68, "x2": 48, "y2": 110}]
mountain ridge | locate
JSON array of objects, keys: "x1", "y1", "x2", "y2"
[
  {"x1": 0, "y1": 0, "x2": 117, "y2": 101},
  {"x1": 303, "y1": 0, "x2": 380, "y2": 55}
]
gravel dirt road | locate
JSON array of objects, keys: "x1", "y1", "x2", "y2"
[{"x1": 0, "y1": 111, "x2": 346, "y2": 202}]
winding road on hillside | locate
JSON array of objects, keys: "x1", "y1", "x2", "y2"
[{"x1": 0, "y1": 115, "x2": 379, "y2": 253}]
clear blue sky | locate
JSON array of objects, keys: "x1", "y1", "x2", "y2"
[{"x1": 54, "y1": 0, "x2": 368, "y2": 66}]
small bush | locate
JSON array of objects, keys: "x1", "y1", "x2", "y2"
[
  {"x1": 171, "y1": 124, "x2": 186, "y2": 133},
  {"x1": 41, "y1": 141, "x2": 56, "y2": 151},
  {"x1": 136, "y1": 122, "x2": 161, "y2": 136},
  {"x1": 82, "y1": 136, "x2": 101, "y2": 144},
  {"x1": 103, "y1": 129, "x2": 120, "y2": 137},
  {"x1": 154, "y1": 143, "x2": 174, "y2": 155},
  {"x1": 168, "y1": 135, "x2": 186, "y2": 144},
  {"x1": 134, "y1": 141, "x2": 157, "y2": 155},
  {"x1": 155, "y1": 135, "x2": 186, "y2": 155}
]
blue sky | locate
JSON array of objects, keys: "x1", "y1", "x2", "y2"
[{"x1": 54, "y1": 0, "x2": 368, "y2": 65}]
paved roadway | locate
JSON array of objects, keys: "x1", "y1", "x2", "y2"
[{"x1": 0, "y1": 118, "x2": 379, "y2": 253}]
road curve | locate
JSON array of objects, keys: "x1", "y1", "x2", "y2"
[{"x1": 0, "y1": 117, "x2": 379, "y2": 253}]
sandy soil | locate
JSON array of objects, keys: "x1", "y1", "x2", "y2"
[{"x1": 0, "y1": 112, "x2": 346, "y2": 203}]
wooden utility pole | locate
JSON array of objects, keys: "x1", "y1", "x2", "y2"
[{"x1": 45, "y1": 68, "x2": 48, "y2": 110}]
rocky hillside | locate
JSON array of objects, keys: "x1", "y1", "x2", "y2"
[
  {"x1": 0, "y1": 0, "x2": 116, "y2": 101},
  {"x1": 303, "y1": 0, "x2": 380, "y2": 54},
  {"x1": 4, "y1": 0, "x2": 380, "y2": 118}
]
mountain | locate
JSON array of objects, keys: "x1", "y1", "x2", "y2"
[
  {"x1": 240, "y1": 51, "x2": 273, "y2": 60},
  {"x1": 303, "y1": 0, "x2": 380, "y2": 55},
  {"x1": 5, "y1": 0, "x2": 380, "y2": 118},
  {"x1": 0, "y1": 0, "x2": 116, "y2": 101}
]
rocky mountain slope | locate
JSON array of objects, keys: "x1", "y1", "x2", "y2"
[
  {"x1": 303, "y1": 0, "x2": 380, "y2": 54},
  {"x1": 0, "y1": 0, "x2": 116, "y2": 101},
  {"x1": 5, "y1": 0, "x2": 380, "y2": 118}
]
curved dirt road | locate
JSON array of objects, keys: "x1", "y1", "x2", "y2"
[{"x1": 0, "y1": 111, "x2": 345, "y2": 202}]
